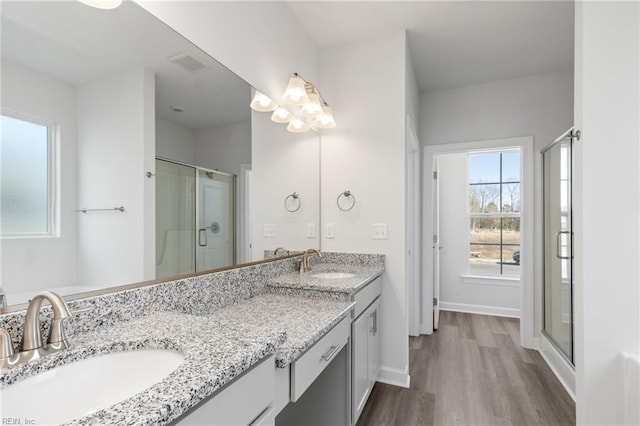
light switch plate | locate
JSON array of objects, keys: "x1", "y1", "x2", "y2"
[
  {"x1": 372, "y1": 223, "x2": 388, "y2": 239},
  {"x1": 326, "y1": 223, "x2": 335, "y2": 239},
  {"x1": 264, "y1": 224, "x2": 276, "y2": 238},
  {"x1": 307, "y1": 223, "x2": 316, "y2": 238}
]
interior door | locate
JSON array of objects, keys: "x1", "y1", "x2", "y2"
[
  {"x1": 433, "y1": 157, "x2": 441, "y2": 330},
  {"x1": 196, "y1": 169, "x2": 235, "y2": 272}
]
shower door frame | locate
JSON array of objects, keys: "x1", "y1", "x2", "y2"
[
  {"x1": 541, "y1": 128, "x2": 578, "y2": 366},
  {"x1": 155, "y1": 157, "x2": 236, "y2": 277}
]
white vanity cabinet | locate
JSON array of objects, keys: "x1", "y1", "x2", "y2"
[
  {"x1": 175, "y1": 355, "x2": 275, "y2": 426},
  {"x1": 351, "y1": 276, "x2": 382, "y2": 425}
]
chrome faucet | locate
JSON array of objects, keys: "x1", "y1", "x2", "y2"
[
  {"x1": 300, "y1": 248, "x2": 323, "y2": 273},
  {"x1": 7, "y1": 291, "x2": 72, "y2": 366}
]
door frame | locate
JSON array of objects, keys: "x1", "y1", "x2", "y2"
[
  {"x1": 406, "y1": 115, "x2": 422, "y2": 336},
  {"x1": 421, "y1": 136, "x2": 535, "y2": 348}
]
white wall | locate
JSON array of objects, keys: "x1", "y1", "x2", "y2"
[
  {"x1": 574, "y1": 2, "x2": 640, "y2": 424},
  {"x1": 194, "y1": 121, "x2": 251, "y2": 176},
  {"x1": 137, "y1": 1, "x2": 319, "y2": 105},
  {"x1": 320, "y1": 31, "x2": 409, "y2": 387},
  {"x1": 437, "y1": 153, "x2": 520, "y2": 315},
  {"x1": 156, "y1": 118, "x2": 195, "y2": 165},
  {"x1": 420, "y1": 71, "x2": 573, "y2": 342},
  {"x1": 251, "y1": 111, "x2": 319, "y2": 258},
  {"x1": 0, "y1": 60, "x2": 78, "y2": 296},
  {"x1": 138, "y1": 0, "x2": 324, "y2": 259},
  {"x1": 77, "y1": 69, "x2": 155, "y2": 288}
]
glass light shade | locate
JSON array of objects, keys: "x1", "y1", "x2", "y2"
[
  {"x1": 282, "y1": 76, "x2": 310, "y2": 106},
  {"x1": 299, "y1": 92, "x2": 323, "y2": 118},
  {"x1": 271, "y1": 108, "x2": 293, "y2": 124},
  {"x1": 287, "y1": 119, "x2": 309, "y2": 133},
  {"x1": 78, "y1": 0, "x2": 123, "y2": 9},
  {"x1": 313, "y1": 105, "x2": 336, "y2": 129},
  {"x1": 250, "y1": 91, "x2": 278, "y2": 112}
]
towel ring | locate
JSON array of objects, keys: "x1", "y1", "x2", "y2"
[
  {"x1": 337, "y1": 190, "x2": 356, "y2": 211},
  {"x1": 285, "y1": 192, "x2": 301, "y2": 212}
]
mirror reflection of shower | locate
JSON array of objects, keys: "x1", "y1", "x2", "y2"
[{"x1": 155, "y1": 158, "x2": 235, "y2": 280}]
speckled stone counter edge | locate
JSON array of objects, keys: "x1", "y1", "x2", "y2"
[{"x1": 0, "y1": 256, "x2": 300, "y2": 350}]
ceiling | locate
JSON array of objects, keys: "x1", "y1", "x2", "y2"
[
  {"x1": 1, "y1": 1, "x2": 250, "y2": 130},
  {"x1": 286, "y1": 1, "x2": 575, "y2": 92}
]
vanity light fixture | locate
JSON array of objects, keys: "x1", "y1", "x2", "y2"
[
  {"x1": 250, "y1": 91, "x2": 278, "y2": 112},
  {"x1": 299, "y1": 91, "x2": 323, "y2": 118},
  {"x1": 313, "y1": 104, "x2": 337, "y2": 129},
  {"x1": 250, "y1": 73, "x2": 336, "y2": 133},
  {"x1": 78, "y1": 0, "x2": 123, "y2": 9},
  {"x1": 287, "y1": 119, "x2": 309, "y2": 133},
  {"x1": 282, "y1": 74, "x2": 311, "y2": 105},
  {"x1": 271, "y1": 107, "x2": 293, "y2": 124}
]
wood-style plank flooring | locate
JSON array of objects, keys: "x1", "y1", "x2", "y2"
[{"x1": 357, "y1": 311, "x2": 575, "y2": 426}]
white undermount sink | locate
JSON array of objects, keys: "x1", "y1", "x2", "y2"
[
  {"x1": 311, "y1": 272, "x2": 356, "y2": 279},
  {"x1": 1, "y1": 348, "x2": 184, "y2": 425}
]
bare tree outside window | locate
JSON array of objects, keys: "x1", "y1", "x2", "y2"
[{"x1": 468, "y1": 151, "x2": 521, "y2": 276}]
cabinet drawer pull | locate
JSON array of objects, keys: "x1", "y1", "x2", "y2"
[{"x1": 321, "y1": 345, "x2": 339, "y2": 362}]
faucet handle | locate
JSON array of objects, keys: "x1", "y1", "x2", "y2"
[{"x1": 0, "y1": 328, "x2": 15, "y2": 360}]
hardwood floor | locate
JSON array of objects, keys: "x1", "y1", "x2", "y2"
[{"x1": 357, "y1": 311, "x2": 575, "y2": 426}]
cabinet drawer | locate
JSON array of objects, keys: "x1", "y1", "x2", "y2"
[
  {"x1": 290, "y1": 316, "x2": 350, "y2": 402},
  {"x1": 176, "y1": 355, "x2": 274, "y2": 425},
  {"x1": 352, "y1": 276, "x2": 382, "y2": 318}
]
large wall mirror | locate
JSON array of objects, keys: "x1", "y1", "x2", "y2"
[{"x1": 0, "y1": 0, "x2": 320, "y2": 309}]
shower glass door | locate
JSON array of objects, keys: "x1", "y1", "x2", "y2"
[
  {"x1": 196, "y1": 169, "x2": 235, "y2": 272},
  {"x1": 156, "y1": 159, "x2": 196, "y2": 279},
  {"x1": 156, "y1": 159, "x2": 236, "y2": 279},
  {"x1": 543, "y1": 135, "x2": 573, "y2": 363}
]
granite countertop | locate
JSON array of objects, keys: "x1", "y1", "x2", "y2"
[
  {"x1": 1, "y1": 294, "x2": 353, "y2": 425},
  {"x1": 267, "y1": 263, "x2": 384, "y2": 296},
  {"x1": 207, "y1": 294, "x2": 354, "y2": 368}
]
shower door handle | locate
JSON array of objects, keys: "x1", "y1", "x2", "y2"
[
  {"x1": 556, "y1": 231, "x2": 571, "y2": 259},
  {"x1": 198, "y1": 228, "x2": 207, "y2": 247}
]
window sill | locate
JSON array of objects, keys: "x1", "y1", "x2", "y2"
[{"x1": 461, "y1": 274, "x2": 520, "y2": 287}]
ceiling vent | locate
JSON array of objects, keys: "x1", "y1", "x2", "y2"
[{"x1": 167, "y1": 52, "x2": 209, "y2": 73}]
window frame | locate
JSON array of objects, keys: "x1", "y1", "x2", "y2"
[
  {"x1": 1, "y1": 109, "x2": 59, "y2": 239},
  {"x1": 467, "y1": 149, "x2": 522, "y2": 277}
]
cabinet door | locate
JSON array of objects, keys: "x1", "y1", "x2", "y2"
[
  {"x1": 352, "y1": 312, "x2": 370, "y2": 422},
  {"x1": 367, "y1": 299, "x2": 381, "y2": 389}
]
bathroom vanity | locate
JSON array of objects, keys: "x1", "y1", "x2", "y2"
[{"x1": 0, "y1": 253, "x2": 384, "y2": 426}]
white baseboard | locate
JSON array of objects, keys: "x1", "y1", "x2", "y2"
[
  {"x1": 440, "y1": 302, "x2": 520, "y2": 318},
  {"x1": 377, "y1": 367, "x2": 410, "y2": 388},
  {"x1": 538, "y1": 333, "x2": 575, "y2": 400}
]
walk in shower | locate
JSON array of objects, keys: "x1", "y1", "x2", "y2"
[
  {"x1": 155, "y1": 159, "x2": 235, "y2": 280},
  {"x1": 542, "y1": 128, "x2": 577, "y2": 364}
]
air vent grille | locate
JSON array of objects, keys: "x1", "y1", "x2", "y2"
[{"x1": 167, "y1": 52, "x2": 209, "y2": 73}]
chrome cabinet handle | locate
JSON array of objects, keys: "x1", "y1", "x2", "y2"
[
  {"x1": 198, "y1": 228, "x2": 207, "y2": 247},
  {"x1": 369, "y1": 310, "x2": 378, "y2": 335},
  {"x1": 556, "y1": 231, "x2": 571, "y2": 259},
  {"x1": 321, "y1": 345, "x2": 339, "y2": 362}
]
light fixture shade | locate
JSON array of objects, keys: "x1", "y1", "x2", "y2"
[
  {"x1": 282, "y1": 75, "x2": 310, "y2": 106},
  {"x1": 271, "y1": 108, "x2": 293, "y2": 124},
  {"x1": 299, "y1": 92, "x2": 323, "y2": 118},
  {"x1": 313, "y1": 105, "x2": 336, "y2": 129},
  {"x1": 287, "y1": 119, "x2": 310, "y2": 133},
  {"x1": 250, "y1": 91, "x2": 278, "y2": 112},
  {"x1": 78, "y1": 0, "x2": 123, "y2": 9}
]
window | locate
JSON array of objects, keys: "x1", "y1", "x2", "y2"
[
  {"x1": 468, "y1": 150, "x2": 521, "y2": 277},
  {"x1": 1, "y1": 113, "x2": 56, "y2": 237}
]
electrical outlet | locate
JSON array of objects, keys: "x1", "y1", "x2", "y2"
[
  {"x1": 326, "y1": 223, "x2": 335, "y2": 239},
  {"x1": 372, "y1": 223, "x2": 388, "y2": 239},
  {"x1": 307, "y1": 223, "x2": 316, "y2": 238},
  {"x1": 263, "y1": 224, "x2": 276, "y2": 238}
]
